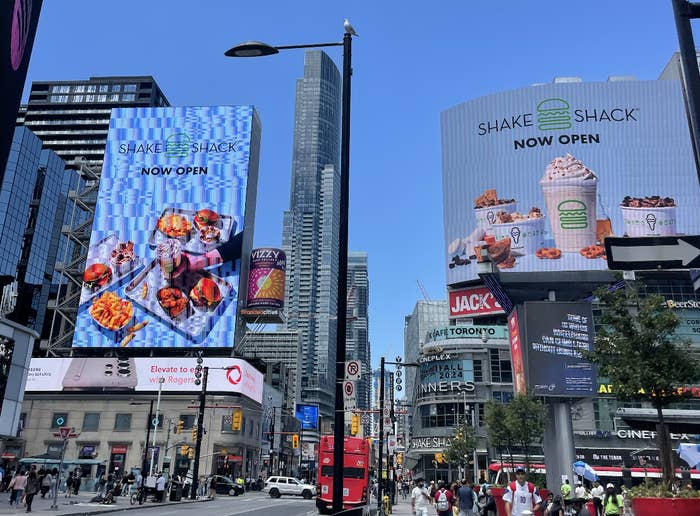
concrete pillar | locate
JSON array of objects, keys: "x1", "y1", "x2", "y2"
[{"x1": 543, "y1": 400, "x2": 576, "y2": 492}]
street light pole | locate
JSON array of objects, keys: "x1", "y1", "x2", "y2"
[
  {"x1": 190, "y1": 367, "x2": 208, "y2": 499},
  {"x1": 150, "y1": 377, "x2": 165, "y2": 476},
  {"x1": 142, "y1": 400, "x2": 154, "y2": 477},
  {"x1": 377, "y1": 356, "x2": 385, "y2": 514},
  {"x1": 225, "y1": 26, "x2": 355, "y2": 514}
]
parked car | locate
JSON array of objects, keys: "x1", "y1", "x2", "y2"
[
  {"x1": 263, "y1": 476, "x2": 317, "y2": 499},
  {"x1": 210, "y1": 475, "x2": 244, "y2": 496}
]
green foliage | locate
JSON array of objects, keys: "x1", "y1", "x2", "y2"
[
  {"x1": 443, "y1": 419, "x2": 477, "y2": 465},
  {"x1": 484, "y1": 401, "x2": 510, "y2": 450},
  {"x1": 585, "y1": 284, "x2": 700, "y2": 406},
  {"x1": 627, "y1": 479, "x2": 700, "y2": 499}
]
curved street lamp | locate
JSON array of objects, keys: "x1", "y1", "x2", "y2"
[{"x1": 226, "y1": 23, "x2": 355, "y2": 515}]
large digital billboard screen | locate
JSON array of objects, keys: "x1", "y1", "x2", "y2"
[
  {"x1": 442, "y1": 81, "x2": 700, "y2": 285},
  {"x1": 522, "y1": 301, "x2": 596, "y2": 397},
  {"x1": 72, "y1": 106, "x2": 259, "y2": 348},
  {"x1": 295, "y1": 404, "x2": 319, "y2": 430},
  {"x1": 25, "y1": 357, "x2": 263, "y2": 402}
]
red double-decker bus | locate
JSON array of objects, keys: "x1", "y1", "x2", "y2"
[{"x1": 316, "y1": 435, "x2": 371, "y2": 514}]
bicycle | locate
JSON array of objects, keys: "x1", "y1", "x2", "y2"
[{"x1": 130, "y1": 486, "x2": 145, "y2": 505}]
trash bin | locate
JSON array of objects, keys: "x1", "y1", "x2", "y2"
[
  {"x1": 169, "y1": 482, "x2": 183, "y2": 502},
  {"x1": 182, "y1": 483, "x2": 190, "y2": 499}
]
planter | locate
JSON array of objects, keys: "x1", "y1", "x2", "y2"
[{"x1": 631, "y1": 496, "x2": 700, "y2": 516}]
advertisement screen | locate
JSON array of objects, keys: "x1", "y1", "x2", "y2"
[
  {"x1": 442, "y1": 81, "x2": 700, "y2": 285},
  {"x1": 508, "y1": 309, "x2": 527, "y2": 395},
  {"x1": 25, "y1": 357, "x2": 263, "y2": 402},
  {"x1": 420, "y1": 358, "x2": 474, "y2": 384},
  {"x1": 247, "y1": 248, "x2": 285, "y2": 309},
  {"x1": 72, "y1": 106, "x2": 259, "y2": 348},
  {"x1": 0, "y1": 336, "x2": 14, "y2": 415},
  {"x1": 295, "y1": 404, "x2": 319, "y2": 430},
  {"x1": 522, "y1": 301, "x2": 596, "y2": 397}
]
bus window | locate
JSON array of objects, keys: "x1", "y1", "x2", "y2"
[{"x1": 320, "y1": 466, "x2": 365, "y2": 479}]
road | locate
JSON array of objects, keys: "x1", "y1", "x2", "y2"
[{"x1": 0, "y1": 492, "x2": 318, "y2": 516}]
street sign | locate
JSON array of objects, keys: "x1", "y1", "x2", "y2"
[
  {"x1": 59, "y1": 426, "x2": 71, "y2": 439},
  {"x1": 604, "y1": 236, "x2": 700, "y2": 271},
  {"x1": 344, "y1": 360, "x2": 361, "y2": 381},
  {"x1": 343, "y1": 380, "x2": 357, "y2": 409}
]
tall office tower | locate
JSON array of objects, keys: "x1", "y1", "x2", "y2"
[
  {"x1": 282, "y1": 51, "x2": 341, "y2": 419},
  {"x1": 347, "y1": 252, "x2": 371, "y2": 432},
  {"x1": 403, "y1": 301, "x2": 449, "y2": 403},
  {"x1": 0, "y1": 127, "x2": 69, "y2": 332},
  {"x1": 16, "y1": 76, "x2": 170, "y2": 350}
]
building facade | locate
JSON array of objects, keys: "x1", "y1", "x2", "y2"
[
  {"x1": 282, "y1": 50, "x2": 342, "y2": 420},
  {"x1": 0, "y1": 127, "x2": 69, "y2": 333},
  {"x1": 347, "y1": 252, "x2": 371, "y2": 432}
]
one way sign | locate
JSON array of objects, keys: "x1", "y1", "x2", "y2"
[{"x1": 604, "y1": 236, "x2": 700, "y2": 271}]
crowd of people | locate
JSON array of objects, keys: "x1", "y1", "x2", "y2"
[{"x1": 406, "y1": 476, "x2": 496, "y2": 516}]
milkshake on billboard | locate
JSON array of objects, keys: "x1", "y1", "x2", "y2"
[{"x1": 442, "y1": 81, "x2": 700, "y2": 285}]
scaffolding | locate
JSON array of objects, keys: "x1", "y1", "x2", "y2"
[{"x1": 44, "y1": 158, "x2": 100, "y2": 355}]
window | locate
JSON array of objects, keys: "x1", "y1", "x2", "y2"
[
  {"x1": 74, "y1": 85, "x2": 85, "y2": 93},
  {"x1": 114, "y1": 413, "x2": 132, "y2": 431},
  {"x1": 51, "y1": 413, "x2": 68, "y2": 429},
  {"x1": 82, "y1": 412, "x2": 100, "y2": 431},
  {"x1": 99, "y1": 84, "x2": 109, "y2": 92},
  {"x1": 73, "y1": 95, "x2": 83, "y2": 103},
  {"x1": 112, "y1": 84, "x2": 121, "y2": 92},
  {"x1": 86, "y1": 94, "x2": 95, "y2": 102},
  {"x1": 321, "y1": 466, "x2": 365, "y2": 478},
  {"x1": 474, "y1": 360, "x2": 483, "y2": 382},
  {"x1": 109, "y1": 94, "x2": 119, "y2": 102},
  {"x1": 124, "y1": 84, "x2": 137, "y2": 92},
  {"x1": 490, "y1": 349, "x2": 513, "y2": 383},
  {"x1": 123, "y1": 94, "x2": 135, "y2": 101},
  {"x1": 87, "y1": 85, "x2": 96, "y2": 93},
  {"x1": 97, "y1": 95, "x2": 107, "y2": 102},
  {"x1": 51, "y1": 85, "x2": 70, "y2": 93},
  {"x1": 492, "y1": 391, "x2": 513, "y2": 404}
]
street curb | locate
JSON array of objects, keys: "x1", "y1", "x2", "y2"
[{"x1": 43, "y1": 497, "x2": 213, "y2": 516}]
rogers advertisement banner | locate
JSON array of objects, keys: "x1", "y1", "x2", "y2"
[
  {"x1": 449, "y1": 286, "x2": 504, "y2": 318},
  {"x1": 442, "y1": 81, "x2": 700, "y2": 285},
  {"x1": 25, "y1": 357, "x2": 263, "y2": 403}
]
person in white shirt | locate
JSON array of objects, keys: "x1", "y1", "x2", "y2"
[
  {"x1": 503, "y1": 467, "x2": 542, "y2": 516},
  {"x1": 155, "y1": 473, "x2": 166, "y2": 502},
  {"x1": 590, "y1": 481, "x2": 604, "y2": 516},
  {"x1": 575, "y1": 481, "x2": 587, "y2": 499},
  {"x1": 411, "y1": 478, "x2": 432, "y2": 516}
]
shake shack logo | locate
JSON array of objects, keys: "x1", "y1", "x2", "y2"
[
  {"x1": 475, "y1": 97, "x2": 640, "y2": 151},
  {"x1": 558, "y1": 199, "x2": 589, "y2": 229},
  {"x1": 118, "y1": 132, "x2": 240, "y2": 156}
]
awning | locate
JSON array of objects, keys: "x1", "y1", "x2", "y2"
[
  {"x1": 225, "y1": 455, "x2": 243, "y2": 462},
  {"x1": 19, "y1": 458, "x2": 104, "y2": 465},
  {"x1": 0, "y1": 453, "x2": 16, "y2": 459}
]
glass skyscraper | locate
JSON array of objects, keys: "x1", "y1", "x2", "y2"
[
  {"x1": 347, "y1": 252, "x2": 371, "y2": 427},
  {"x1": 282, "y1": 51, "x2": 341, "y2": 419},
  {"x1": 0, "y1": 127, "x2": 69, "y2": 331}
]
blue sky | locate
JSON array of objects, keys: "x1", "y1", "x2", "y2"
[{"x1": 24, "y1": 0, "x2": 686, "y2": 367}]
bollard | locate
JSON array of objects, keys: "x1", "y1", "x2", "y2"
[{"x1": 383, "y1": 494, "x2": 391, "y2": 514}]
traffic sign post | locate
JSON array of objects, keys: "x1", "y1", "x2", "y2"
[
  {"x1": 343, "y1": 380, "x2": 357, "y2": 410},
  {"x1": 605, "y1": 236, "x2": 700, "y2": 270},
  {"x1": 50, "y1": 427, "x2": 80, "y2": 510},
  {"x1": 344, "y1": 360, "x2": 361, "y2": 381}
]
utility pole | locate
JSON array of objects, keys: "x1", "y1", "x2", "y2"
[
  {"x1": 377, "y1": 356, "x2": 385, "y2": 514},
  {"x1": 141, "y1": 399, "x2": 154, "y2": 477},
  {"x1": 190, "y1": 366, "x2": 208, "y2": 499},
  {"x1": 150, "y1": 377, "x2": 164, "y2": 475}
]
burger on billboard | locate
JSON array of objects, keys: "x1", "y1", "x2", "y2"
[
  {"x1": 247, "y1": 248, "x2": 286, "y2": 309},
  {"x1": 72, "y1": 106, "x2": 260, "y2": 348},
  {"x1": 442, "y1": 81, "x2": 700, "y2": 285}
]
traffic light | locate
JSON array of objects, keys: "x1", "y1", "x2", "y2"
[
  {"x1": 192, "y1": 426, "x2": 198, "y2": 441},
  {"x1": 396, "y1": 453, "x2": 403, "y2": 465},
  {"x1": 180, "y1": 445, "x2": 189, "y2": 455},
  {"x1": 232, "y1": 409, "x2": 242, "y2": 431},
  {"x1": 292, "y1": 434, "x2": 299, "y2": 449},
  {"x1": 188, "y1": 448, "x2": 195, "y2": 459},
  {"x1": 350, "y1": 414, "x2": 360, "y2": 435},
  {"x1": 435, "y1": 452, "x2": 446, "y2": 464},
  {"x1": 175, "y1": 419, "x2": 184, "y2": 434}
]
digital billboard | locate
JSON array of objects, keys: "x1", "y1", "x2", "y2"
[
  {"x1": 72, "y1": 106, "x2": 260, "y2": 348},
  {"x1": 448, "y1": 286, "x2": 504, "y2": 318},
  {"x1": 295, "y1": 404, "x2": 319, "y2": 430},
  {"x1": 522, "y1": 301, "x2": 596, "y2": 397},
  {"x1": 25, "y1": 357, "x2": 263, "y2": 402},
  {"x1": 442, "y1": 81, "x2": 700, "y2": 285},
  {"x1": 247, "y1": 248, "x2": 285, "y2": 309}
]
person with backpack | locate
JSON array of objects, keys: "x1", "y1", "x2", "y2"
[
  {"x1": 603, "y1": 483, "x2": 623, "y2": 515},
  {"x1": 502, "y1": 466, "x2": 542, "y2": 516},
  {"x1": 456, "y1": 479, "x2": 475, "y2": 516},
  {"x1": 434, "y1": 480, "x2": 454, "y2": 516}
]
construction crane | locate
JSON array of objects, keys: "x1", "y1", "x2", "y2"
[{"x1": 417, "y1": 280, "x2": 431, "y2": 301}]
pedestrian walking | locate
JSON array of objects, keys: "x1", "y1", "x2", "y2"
[
  {"x1": 24, "y1": 470, "x2": 39, "y2": 512},
  {"x1": 40, "y1": 470, "x2": 51, "y2": 499},
  {"x1": 208, "y1": 475, "x2": 217, "y2": 499},
  {"x1": 456, "y1": 479, "x2": 475, "y2": 516},
  {"x1": 411, "y1": 478, "x2": 432, "y2": 516},
  {"x1": 48, "y1": 469, "x2": 57, "y2": 500},
  {"x1": 502, "y1": 467, "x2": 542, "y2": 516},
  {"x1": 480, "y1": 487, "x2": 497, "y2": 516},
  {"x1": 8, "y1": 471, "x2": 26, "y2": 506},
  {"x1": 72, "y1": 469, "x2": 81, "y2": 495},
  {"x1": 561, "y1": 479, "x2": 572, "y2": 500},
  {"x1": 65, "y1": 472, "x2": 73, "y2": 498},
  {"x1": 590, "y1": 481, "x2": 604, "y2": 516},
  {"x1": 155, "y1": 473, "x2": 166, "y2": 502},
  {"x1": 547, "y1": 494, "x2": 565, "y2": 516},
  {"x1": 434, "y1": 480, "x2": 454, "y2": 516},
  {"x1": 603, "y1": 483, "x2": 623, "y2": 515},
  {"x1": 575, "y1": 481, "x2": 587, "y2": 499}
]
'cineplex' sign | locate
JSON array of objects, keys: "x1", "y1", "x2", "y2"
[{"x1": 425, "y1": 325, "x2": 507, "y2": 343}]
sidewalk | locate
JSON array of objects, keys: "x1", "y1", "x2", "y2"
[
  {"x1": 0, "y1": 492, "x2": 211, "y2": 516},
  {"x1": 387, "y1": 498, "x2": 438, "y2": 516}
]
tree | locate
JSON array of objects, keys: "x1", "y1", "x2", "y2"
[
  {"x1": 444, "y1": 419, "x2": 477, "y2": 477},
  {"x1": 585, "y1": 283, "x2": 700, "y2": 487},
  {"x1": 506, "y1": 394, "x2": 547, "y2": 472},
  {"x1": 485, "y1": 400, "x2": 515, "y2": 471}
]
